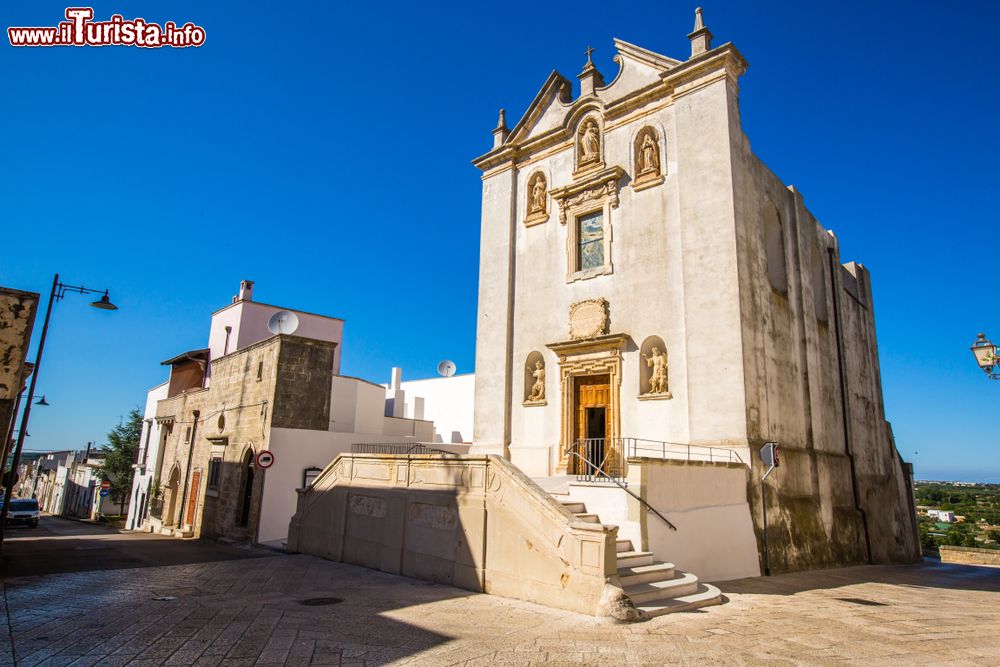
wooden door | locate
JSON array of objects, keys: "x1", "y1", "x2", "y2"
[
  {"x1": 574, "y1": 375, "x2": 611, "y2": 472},
  {"x1": 185, "y1": 471, "x2": 201, "y2": 527}
]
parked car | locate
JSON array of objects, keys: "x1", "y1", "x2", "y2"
[{"x1": 6, "y1": 498, "x2": 40, "y2": 528}]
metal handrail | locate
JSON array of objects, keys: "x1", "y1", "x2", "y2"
[
  {"x1": 567, "y1": 449, "x2": 677, "y2": 532},
  {"x1": 350, "y1": 442, "x2": 452, "y2": 455},
  {"x1": 625, "y1": 437, "x2": 744, "y2": 464}
]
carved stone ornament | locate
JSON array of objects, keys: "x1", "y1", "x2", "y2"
[
  {"x1": 550, "y1": 166, "x2": 624, "y2": 225},
  {"x1": 525, "y1": 358, "x2": 547, "y2": 405},
  {"x1": 525, "y1": 172, "x2": 549, "y2": 227},
  {"x1": 632, "y1": 127, "x2": 665, "y2": 192},
  {"x1": 568, "y1": 298, "x2": 609, "y2": 339},
  {"x1": 578, "y1": 118, "x2": 601, "y2": 165}
]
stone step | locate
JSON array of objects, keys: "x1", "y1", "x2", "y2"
[
  {"x1": 615, "y1": 550, "x2": 655, "y2": 568},
  {"x1": 618, "y1": 560, "x2": 675, "y2": 586},
  {"x1": 616, "y1": 538, "x2": 633, "y2": 554},
  {"x1": 573, "y1": 513, "x2": 600, "y2": 524},
  {"x1": 636, "y1": 583, "x2": 723, "y2": 618},
  {"x1": 560, "y1": 501, "x2": 587, "y2": 514},
  {"x1": 623, "y1": 571, "x2": 700, "y2": 604}
]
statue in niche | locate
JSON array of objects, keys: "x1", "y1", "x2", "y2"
[
  {"x1": 638, "y1": 131, "x2": 660, "y2": 176},
  {"x1": 579, "y1": 119, "x2": 601, "y2": 166},
  {"x1": 529, "y1": 173, "x2": 547, "y2": 215},
  {"x1": 527, "y1": 359, "x2": 546, "y2": 402},
  {"x1": 642, "y1": 347, "x2": 668, "y2": 394}
]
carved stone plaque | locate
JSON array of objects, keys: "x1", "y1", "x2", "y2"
[
  {"x1": 349, "y1": 495, "x2": 386, "y2": 518},
  {"x1": 569, "y1": 298, "x2": 608, "y2": 339}
]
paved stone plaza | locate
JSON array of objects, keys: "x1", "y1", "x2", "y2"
[{"x1": 2, "y1": 518, "x2": 998, "y2": 666}]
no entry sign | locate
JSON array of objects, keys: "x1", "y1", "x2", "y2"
[
  {"x1": 100, "y1": 480, "x2": 111, "y2": 490},
  {"x1": 255, "y1": 450, "x2": 275, "y2": 469}
]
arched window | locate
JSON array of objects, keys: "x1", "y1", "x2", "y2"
[
  {"x1": 523, "y1": 351, "x2": 546, "y2": 405},
  {"x1": 763, "y1": 202, "x2": 788, "y2": 294},
  {"x1": 812, "y1": 243, "x2": 829, "y2": 322},
  {"x1": 639, "y1": 336, "x2": 671, "y2": 399}
]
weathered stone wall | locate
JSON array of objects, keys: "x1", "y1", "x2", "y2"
[
  {"x1": 154, "y1": 335, "x2": 334, "y2": 541},
  {"x1": 731, "y1": 131, "x2": 921, "y2": 572},
  {"x1": 272, "y1": 338, "x2": 335, "y2": 430},
  {"x1": 288, "y1": 454, "x2": 621, "y2": 618},
  {"x1": 0, "y1": 287, "x2": 39, "y2": 446},
  {"x1": 939, "y1": 546, "x2": 1000, "y2": 566}
]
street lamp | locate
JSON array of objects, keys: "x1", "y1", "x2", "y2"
[
  {"x1": 970, "y1": 333, "x2": 999, "y2": 380},
  {"x1": 34, "y1": 395, "x2": 49, "y2": 407},
  {"x1": 0, "y1": 274, "x2": 118, "y2": 550}
]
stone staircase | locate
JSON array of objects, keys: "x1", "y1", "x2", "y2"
[{"x1": 557, "y1": 497, "x2": 723, "y2": 618}]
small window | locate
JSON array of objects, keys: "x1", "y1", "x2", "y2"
[
  {"x1": 256, "y1": 360, "x2": 263, "y2": 381},
  {"x1": 577, "y1": 211, "x2": 605, "y2": 271},
  {"x1": 303, "y1": 467, "x2": 322, "y2": 489},
  {"x1": 184, "y1": 426, "x2": 192, "y2": 443},
  {"x1": 207, "y1": 457, "x2": 223, "y2": 491}
]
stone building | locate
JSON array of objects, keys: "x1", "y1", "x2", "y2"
[
  {"x1": 469, "y1": 11, "x2": 920, "y2": 573},
  {"x1": 137, "y1": 281, "x2": 468, "y2": 547},
  {"x1": 0, "y1": 286, "x2": 39, "y2": 459}
]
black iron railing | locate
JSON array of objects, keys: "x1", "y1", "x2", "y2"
[
  {"x1": 567, "y1": 444, "x2": 677, "y2": 531},
  {"x1": 571, "y1": 438, "x2": 627, "y2": 483},
  {"x1": 350, "y1": 442, "x2": 451, "y2": 456}
]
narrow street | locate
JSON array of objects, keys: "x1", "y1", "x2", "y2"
[
  {"x1": 0, "y1": 516, "x2": 269, "y2": 578},
  {"x1": 1, "y1": 517, "x2": 1000, "y2": 665}
]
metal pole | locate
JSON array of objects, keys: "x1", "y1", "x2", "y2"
[
  {"x1": 0, "y1": 274, "x2": 58, "y2": 553},
  {"x1": 761, "y1": 477, "x2": 770, "y2": 575}
]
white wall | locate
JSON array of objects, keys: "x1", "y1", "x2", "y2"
[
  {"x1": 629, "y1": 460, "x2": 760, "y2": 582},
  {"x1": 396, "y1": 374, "x2": 475, "y2": 443},
  {"x1": 126, "y1": 382, "x2": 169, "y2": 530},
  {"x1": 260, "y1": 428, "x2": 428, "y2": 547}
]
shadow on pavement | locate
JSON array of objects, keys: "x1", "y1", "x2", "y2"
[
  {"x1": 718, "y1": 560, "x2": 1000, "y2": 596},
  {"x1": 1, "y1": 516, "x2": 271, "y2": 578}
]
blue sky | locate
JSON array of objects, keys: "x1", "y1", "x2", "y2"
[{"x1": 2, "y1": 1, "x2": 997, "y2": 481}]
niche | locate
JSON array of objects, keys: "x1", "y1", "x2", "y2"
[
  {"x1": 523, "y1": 351, "x2": 547, "y2": 405},
  {"x1": 638, "y1": 336, "x2": 671, "y2": 399}
]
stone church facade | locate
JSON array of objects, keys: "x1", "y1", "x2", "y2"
[{"x1": 471, "y1": 12, "x2": 920, "y2": 572}]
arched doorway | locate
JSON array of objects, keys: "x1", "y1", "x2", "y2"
[
  {"x1": 165, "y1": 465, "x2": 181, "y2": 526},
  {"x1": 237, "y1": 449, "x2": 255, "y2": 528}
]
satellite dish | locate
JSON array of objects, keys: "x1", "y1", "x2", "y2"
[
  {"x1": 437, "y1": 360, "x2": 457, "y2": 377},
  {"x1": 267, "y1": 310, "x2": 300, "y2": 335}
]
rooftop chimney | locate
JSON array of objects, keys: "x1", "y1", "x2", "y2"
[{"x1": 238, "y1": 280, "x2": 254, "y2": 302}]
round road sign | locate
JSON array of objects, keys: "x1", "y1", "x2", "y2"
[
  {"x1": 99, "y1": 489, "x2": 110, "y2": 498},
  {"x1": 100, "y1": 480, "x2": 111, "y2": 490},
  {"x1": 255, "y1": 450, "x2": 275, "y2": 469}
]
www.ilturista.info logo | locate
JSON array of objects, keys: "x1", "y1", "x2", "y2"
[{"x1": 8, "y1": 8, "x2": 205, "y2": 48}]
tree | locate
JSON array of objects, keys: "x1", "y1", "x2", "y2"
[{"x1": 96, "y1": 408, "x2": 143, "y2": 515}]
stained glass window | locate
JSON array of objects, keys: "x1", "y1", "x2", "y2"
[{"x1": 577, "y1": 211, "x2": 604, "y2": 271}]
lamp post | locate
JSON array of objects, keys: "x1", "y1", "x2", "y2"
[
  {"x1": 0, "y1": 274, "x2": 117, "y2": 552},
  {"x1": 970, "y1": 333, "x2": 999, "y2": 380}
]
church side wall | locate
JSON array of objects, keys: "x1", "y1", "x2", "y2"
[
  {"x1": 730, "y1": 138, "x2": 919, "y2": 571},
  {"x1": 472, "y1": 168, "x2": 517, "y2": 454}
]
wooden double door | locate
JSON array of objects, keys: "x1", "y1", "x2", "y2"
[{"x1": 574, "y1": 374, "x2": 611, "y2": 472}]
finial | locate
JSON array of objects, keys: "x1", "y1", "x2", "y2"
[
  {"x1": 584, "y1": 45, "x2": 595, "y2": 66},
  {"x1": 687, "y1": 6, "x2": 713, "y2": 58},
  {"x1": 492, "y1": 108, "x2": 509, "y2": 148}
]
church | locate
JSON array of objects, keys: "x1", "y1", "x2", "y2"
[
  {"x1": 289, "y1": 9, "x2": 920, "y2": 619},
  {"x1": 469, "y1": 9, "x2": 919, "y2": 572}
]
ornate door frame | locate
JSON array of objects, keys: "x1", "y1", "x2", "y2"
[{"x1": 547, "y1": 334, "x2": 627, "y2": 473}]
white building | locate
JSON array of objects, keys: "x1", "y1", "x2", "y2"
[{"x1": 128, "y1": 281, "x2": 472, "y2": 548}]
